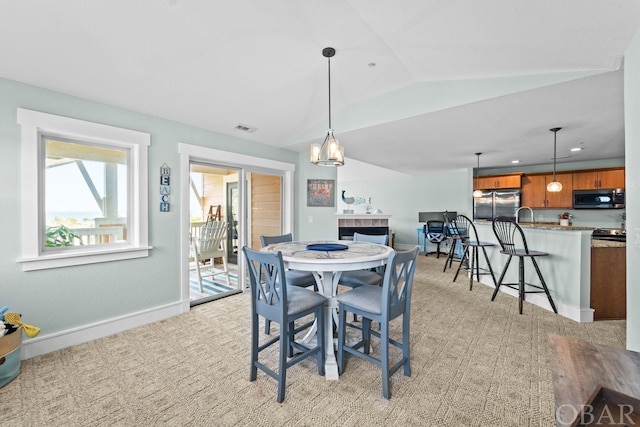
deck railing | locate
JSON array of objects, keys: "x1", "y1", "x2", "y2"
[{"x1": 70, "y1": 226, "x2": 124, "y2": 245}]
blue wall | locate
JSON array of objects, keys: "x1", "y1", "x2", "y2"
[{"x1": 0, "y1": 78, "x2": 301, "y2": 347}]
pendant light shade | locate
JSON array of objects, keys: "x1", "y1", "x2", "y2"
[
  {"x1": 472, "y1": 152, "x2": 483, "y2": 198},
  {"x1": 547, "y1": 127, "x2": 562, "y2": 193},
  {"x1": 310, "y1": 47, "x2": 344, "y2": 167}
]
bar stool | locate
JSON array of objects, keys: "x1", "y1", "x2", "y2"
[
  {"x1": 451, "y1": 215, "x2": 497, "y2": 291},
  {"x1": 491, "y1": 216, "x2": 558, "y2": 314},
  {"x1": 442, "y1": 213, "x2": 459, "y2": 272}
]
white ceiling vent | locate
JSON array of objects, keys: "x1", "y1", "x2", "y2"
[{"x1": 235, "y1": 123, "x2": 257, "y2": 133}]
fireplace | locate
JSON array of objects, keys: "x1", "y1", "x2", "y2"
[{"x1": 336, "y1": 214, "x2": 392, "y2": 246}]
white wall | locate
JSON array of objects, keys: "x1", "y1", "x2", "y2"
[
  {"x1": 624, "y1": 33, "x2": 640, "y2": 351},
  {"x1": 337, "y1": 159, "x2": 472, "y2": 247}
]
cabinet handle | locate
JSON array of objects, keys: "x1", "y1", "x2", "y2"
[
  {"x1": 598, "y1": 180, "x2": 602, "y2": 188},
  {"x1": 595, "y1": 180, "x2": 598, "y2": 188}
]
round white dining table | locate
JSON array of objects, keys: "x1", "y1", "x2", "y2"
[{"x1": 262, "y1": 240, "x2": 393, "y2": 380}]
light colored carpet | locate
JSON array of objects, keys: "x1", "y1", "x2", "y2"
[{"x1": 0, "y1": 256, "x2": 625, "y2": 426}]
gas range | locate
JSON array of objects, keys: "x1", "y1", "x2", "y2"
[{"x1": 592, "y1": 228, "x2": 626, "y2": 242}]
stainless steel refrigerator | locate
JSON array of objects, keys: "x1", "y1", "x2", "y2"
[{"x1": 473, "y1": 189, "x2": 521, "y2": 221}]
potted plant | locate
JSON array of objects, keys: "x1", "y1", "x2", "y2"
[{"x1": 559, "y1": 212, "x2": 573, "y2": 227}]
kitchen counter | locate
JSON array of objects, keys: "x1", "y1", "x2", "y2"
[
  {"x1": 474, "y1": 220, "x2": 595, "y2": 231},
  {"x1": 473, "y1": 223, "x2": 594, "y2": 322}
]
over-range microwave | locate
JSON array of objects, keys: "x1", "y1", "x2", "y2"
[{"x1": 573, "y1": 188, "x2": 625, "y2": 209}]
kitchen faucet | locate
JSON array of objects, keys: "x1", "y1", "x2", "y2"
[{"x1": 516, "y1": 206, "x2": 534, "y2": 224}]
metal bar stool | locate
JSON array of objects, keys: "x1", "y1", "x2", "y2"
[
  {"x1": 491, "y1": 216, "x2": 558, "y2": 314},
  {"x1": 442, "y1": 213, "x2": 459, "y2": 271},
  {"x1": 451, "y1": 215, "x2": 498, "y2": 291}
]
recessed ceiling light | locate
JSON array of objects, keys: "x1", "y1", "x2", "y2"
[
  {"x1": 570, "y1": 147, "x2": 583, "y2": 152},
  {"x1": 511, "y1": 160, "x2": 520, "y2": 164}
]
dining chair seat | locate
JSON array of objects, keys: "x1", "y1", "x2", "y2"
[{"x1": 338, "y1": 269, "x2": 383, "y2": 288}]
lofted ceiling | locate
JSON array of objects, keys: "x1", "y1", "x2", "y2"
[{"x1": 1, "y1": 1, "x2": 639, "y2": 174}]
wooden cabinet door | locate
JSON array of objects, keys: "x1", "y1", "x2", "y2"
[
  {"x1": 545, "y1": 173, "x2": 573, "y2": 208},
  {"x1": 572, "y1": 171, "x2": 598, "y2": 190},
  {"x1": 573, "y1": 169, "x2": 624, "y2": 189},
  {"x1": 598, "y1": 169, "x2": 625, "y2": 189},
  {"x1": 496, "y1": 175, "x2": 521, "y2": 189},
  {"x1": 521, "y1": 175, "x2": 547, "y2": 208},
  {"x1": 475, "y1": 176, "x2": 497, "y2": 189},
  {"x1": 591, "y1": 247, "x2": 626, "y2": 320},
  {"x1": 477, "y1": 175, "x2": 521, "y2": 189}
]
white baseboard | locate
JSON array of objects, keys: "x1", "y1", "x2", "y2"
[
  {"x1": 473, "y1": 276, "x2": 593, "y2": 323},
  {"x1": 21, "y1": 299, "x2": 188, "y2": 360}
]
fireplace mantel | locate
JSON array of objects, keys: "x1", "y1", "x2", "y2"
[{"x1": 335, "y1": 214, "x2": 391, "y2": 221}]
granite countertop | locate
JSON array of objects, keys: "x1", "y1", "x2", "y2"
[
  {"x1": 474, "y1": 220, "x2": 595, "y2": 231},
  {"x1": 515, "y1": 222, "x2": 596, "y2": 231}
]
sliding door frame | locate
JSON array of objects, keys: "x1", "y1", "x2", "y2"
[{"x1": 178, "y1": 143, "x2": 295, "y2": 310}]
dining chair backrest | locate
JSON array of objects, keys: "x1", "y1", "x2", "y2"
[
  {"x1": 260, "y1": 233, "x2": 293, "y2": 247},
  {"x1": 198, "y1": 221, "x2": 227, "y2": 255},
  {"x1": 243, "y1": 247, "x2": 288, "y2": 322},
  {"x1": 382, "y1": 246, "x2": 419, "y2": 320},
  {"x1": 492, "y1": 216, "x2": 530, "y2": 255},
  {"x1": 353, "y1": 232, "x2": 388, "y2": 245}
]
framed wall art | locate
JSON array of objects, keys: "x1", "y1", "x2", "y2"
[{"x1": 307, "y1": 179, "x2": 335, "y2": 207}]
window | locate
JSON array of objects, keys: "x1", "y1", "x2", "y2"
[{"x1": 17, "y1": 109, "x2": 151, "y2": 271}]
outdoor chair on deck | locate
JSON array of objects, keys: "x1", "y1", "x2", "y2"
[
  {"x1": 243, "y1": 247, "x2": 326, "y2": 403},
  {"x1": 491, "y1": 217, "x2": 558, "y2": 314},
  {"x1": 336, "y1": 246, "x2": 419, "y2": 399},
  {"x1": 191, "y1": 221, "x2": 231, "y2": 292}
]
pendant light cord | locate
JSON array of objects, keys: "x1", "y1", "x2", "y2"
[
  {"x1": 550, "y1": 127, "x2": 561, "y2": 180},
  {"x1": 327, "y1": 55, "x2": 332, "y2": 130}
]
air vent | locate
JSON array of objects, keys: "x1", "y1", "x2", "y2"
[{"x1": 235, "y1": 123, "x2": 257, "y2": 133}]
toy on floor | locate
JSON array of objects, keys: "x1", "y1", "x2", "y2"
[{"x1": 3, "y1": 312, "x2": 40, "y2": 338}]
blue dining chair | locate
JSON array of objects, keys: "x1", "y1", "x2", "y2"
[
  {"x1": 336, "y1": 246, "x2": 419, "y2": 399},
  {"x1": 260, "y1": 233, "x2": 317, "y2": 334},
  {"x1": 339, "y1": 232, "x2": 389, "y2": 322},
  {"x1": 243, "y1": 246, "x2": 326, "y2": 403}
]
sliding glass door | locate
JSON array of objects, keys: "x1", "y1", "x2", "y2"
[{"x1": 187, "y1": 160, "x2": 286, "y2": 306}]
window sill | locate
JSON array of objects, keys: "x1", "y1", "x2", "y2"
[{"x1": 17, "y1": 246, "x2": 153, "y2": 271}]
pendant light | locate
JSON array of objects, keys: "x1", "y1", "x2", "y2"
[
  {"x1": 547, "y1": 127, "x2": 563, "y2": 192},
  {"x1": 472, "y1": 152, "x2": 483, "y2": 198},
  {"x1": 310, "y1": 47, "x2": 345, "y2": 167}
]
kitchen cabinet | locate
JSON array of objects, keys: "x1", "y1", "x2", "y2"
[
  {"x1": 591, "y1": 246, "x2": 626, "y2": 320},
  {"x1": 572, "y1": 168, "x2": 625, "y2": 190},
  {"x1": 475, "y1": 174, "x2": 522, "y2": 190},
  {"x1": 520, "y1": 172, "x2": 573, "y2": 208}
]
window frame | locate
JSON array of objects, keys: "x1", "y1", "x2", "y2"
[{"x1": 17, "y1": 108, "x2": 151, "y2": 271}]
